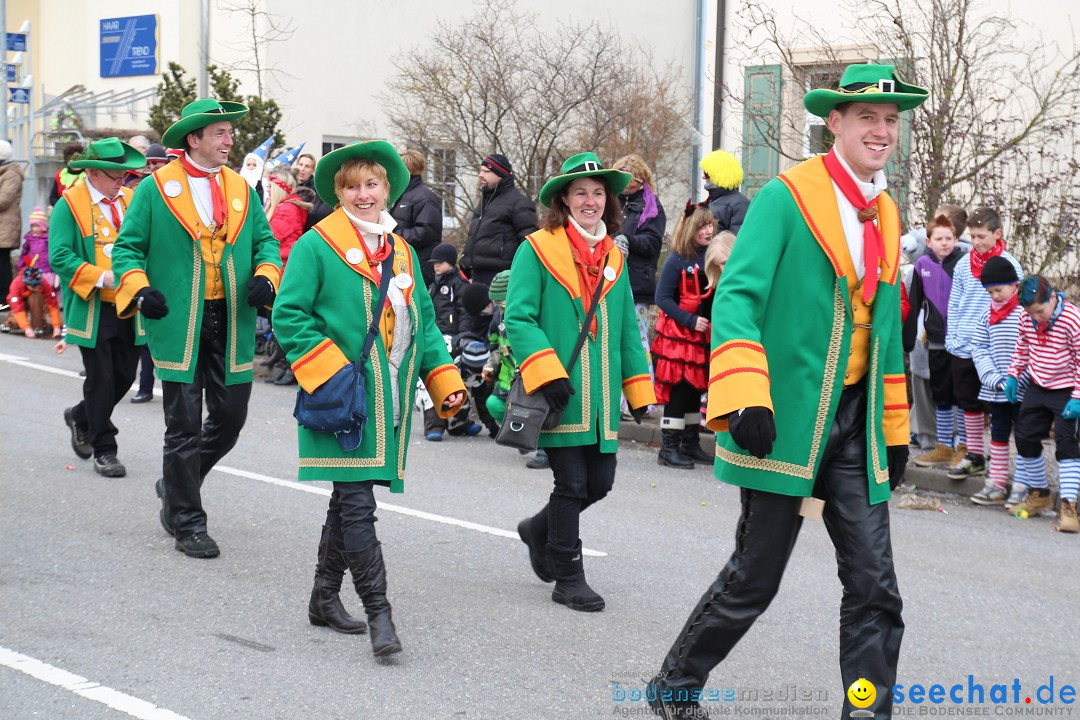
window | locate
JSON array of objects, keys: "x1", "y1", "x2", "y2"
[
  {"x1": 321, "y1": 135, "x2": 361, "y2": 156},
  {"x1": 429, "y1": 147, "x2": 458, "y2": 222},
  {"x1": 800, "y1": 66, "x2": 842, "y2": 156}
]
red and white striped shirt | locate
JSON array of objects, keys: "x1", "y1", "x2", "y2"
[{"x1": 1008, "y1": 300, "x2": 1080, "y2": 399}]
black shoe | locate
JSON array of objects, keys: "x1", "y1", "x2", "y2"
[
  {"x1": 525, "y1": 449, "x2": 550, "y2": 469},
  {"x1": 345, "y1": 544, "x2": 403, "y2": 656},
  {"x1": 273, "y1": 367, "x2": 297, "y2": 386},
  {"x1": 517, "y1": 516, "x2": 554, "y2": 583},
  {"x1": 308, "y1": 525, "x2": 368, "y2": 634},
  {"x1": 658, "y1": 429, "x2": 695, "y2": 469},
  {"x1": 175, "y1": 531, "x2": 220, "y2": 558},
  {"x1": 64, "y1": 407, "x2": 92, "y2": 459},
  {"x1": 130, "y1": 391, "x2": 153, "y2": 403},
  {"x1": 155, "y1": 478, "x2": 174, "y2": 537},
  {"x1": 93, "y1": 453, "x2": 126, "y2": 478},
  {"x1": 549, "y1": 542, "x2": 605, "y2": 612},
  {"x1": 647, "y1": 677, "x2": 711, "y2": 719},
  {"x1": 681, "y1": 426, "x2": 713, "y2": 465}
]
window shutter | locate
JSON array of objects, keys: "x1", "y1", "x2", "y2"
[
  {"x1": 742, "y1": 64, "x2": 782, "y2": 199},
  {"x1": 881, "y1": 58, "x2": 913, "y2": 227}
]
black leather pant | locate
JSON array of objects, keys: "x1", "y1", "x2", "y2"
[
  {"x1": 325, "y1": 481, "x2": 379, "y2": 551},
  {"x1": 161, "y1": 301, "x2": 252, "y2": 536},
  {"x1": 658, "y1": 383, "x2": 903, "y2": 718},
  {"x1": 72, "y1": 302, "x2": 139, "y2": 457}
]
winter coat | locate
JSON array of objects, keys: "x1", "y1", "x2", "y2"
[
  {"x1": 299, "y1": 176, "x2": 334, "y2": 234},
  {"x1": 0, "y1": 162, "x2": 25, "y2": 250},
  {"x1": 269, "y1": 195, "x2": 312, "y2": 270},
  {"x1": 19, "y1": 232, "x2": 53, "y2": 274},
  {"x1": 902, "y1": 246, "x2": 964, "y2": 351},
  {"x1": 462, "y1": 177, "x2": 537, "y2": 286},
  {"x1": 618, "y1": 188, "x2": 666, "y2": 304},
  {"x1": 430, "y1": 267, "x2": 468, "y2": 335},
  {"x1": 390, "y1": 175, "x2": 443, "y2": 285},
  {"x1": 705, "y1": 184, "x2": 750, "y2": 235}
]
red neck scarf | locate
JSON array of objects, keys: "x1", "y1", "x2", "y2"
[
  {"x1": 822, "y1": 149, "x2": 885, "y2": 303},
  {"x1": 565, "y1": 222, "x2": 613, "y2": 334},
  {"x1": 989, "y1": 291, "x2": 1019, "y2": 325},
  {"x1": 970, "y1": 239, "x2": 1004, "y2": 280},
  {"x1": 180, "y1": 155, "x2": 226, "y2": 227},
  {"x1": 100, "y1": 196, "x2": 123, "y2": 230}
]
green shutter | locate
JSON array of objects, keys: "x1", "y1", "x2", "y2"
[
  {"x1": 881, "y1": 57, "x2": 913, "y2": 227},
  {"x1": 742, "y1": 64, "x2": 782, "y2": 199}
]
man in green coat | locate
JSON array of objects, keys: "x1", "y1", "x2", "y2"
[
  {"x1": 649, "y1": 65, "x2": 926, "y2": 720},
  {"x1": 51, "y1": 138, "x2": 146, "y2": 477},
  {"x1": 111, "y1": 99, "x2": 281, "y2": 559}
]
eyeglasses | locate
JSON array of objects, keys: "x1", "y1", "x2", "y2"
[{"x1": 100, "y1": 170, "x2": 126, "y2": 182}]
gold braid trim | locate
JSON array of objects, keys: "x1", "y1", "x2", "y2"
[
  {"x1": 225, "y1": 256, "x2": 253, "y2": 374},
  {"x1": 396, "y1": 305, "x2": 419, "y2": 480},
  {"x1": 153, "y1": 243, "x2": 202, "y2": 372},
  {"x1": 869, "y1": 339, "x2": 890, "y2": 484},
  {"x1": 543, "y1": 317, "x2": 593, "y2": 435},
  {"x1": 65, "y1": 296, "x2": 96, "y2": 340},
  {"x1": 600, "y1": 301, "x2": 619, "y2": 441}
]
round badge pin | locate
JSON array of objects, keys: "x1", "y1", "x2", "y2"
[
  {"x1": 345, "y1": 248, "x2": 364, "y2": 265},
  {"x1": 440, "y1": 285, "x2": 449, "y2": 295},
  {"x1": 163, "y1": 180, "x2": 183, "y2": 198},
  {"x1": 394, "y1": 273, "x2": 413, "y2": 290},
  {"x1": 100, "y1": 227, "x2": 110, "y2": 238},
  {"x1": 232, "y1": 198, "x2": 242, "y2": 212},
  {"x1": 603, "y1": 266, "x2": 617, "y2": 282},
  {"x1": 103, "y1": 244, "x2": 114, "y2": 259}
]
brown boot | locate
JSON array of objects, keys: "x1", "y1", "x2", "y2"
[
  {"x1": 308, "y1": 525, "x2": 368, "y2": 634},
  {"x1": 1013, "y1": 487, "x2": 1053, "y2": 519},
  {"x1": 1055, "y1": 499, "x2": 1079, "y2": 533},
  {"x1": 914, "y1": 444, "x2": 953, "y2": 467}
]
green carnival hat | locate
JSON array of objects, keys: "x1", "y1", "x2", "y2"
[
  {"x1": 803, "y1": 63, "x2": 928, "y2": 118},
  {"x1": 313, "y1": 140, "x2": 410, "y2": 207},
  {"x1": 161, "y1": 98, "x2": 249, "y2": 149},
  {"x1": 68, "y1": 137, "x2": 146, "y2": 171},
  {"x1": 537, "y1": 152, "x2": 632, "y2": 208}
]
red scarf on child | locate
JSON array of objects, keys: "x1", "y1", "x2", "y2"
[
  {"x1": 989, "y1": 292, "x2": 1019, "y2": 325},
  {"x1": 822, "y1": 149, "x2": 885, "y2": 303},
  {"x1": 970, "y1": 238, "x2": 1004, "y2": 280}
]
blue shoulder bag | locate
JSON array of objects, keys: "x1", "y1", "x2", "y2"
[{"x1": 293, "y1": 239, "x2": 396, "y2": 452}]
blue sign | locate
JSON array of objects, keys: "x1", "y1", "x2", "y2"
[
  {"x1": 5, "y1": 33, "x2": 26, "y2": 52},
  {"x1": 5, "y1": 64, "x2": 15, "y2": 83},
  {"x1": 8, "y1": 87, "x2": 30, "y2": 104},
  {"x1": 99, "y1": 15, "x2": 158, "y2": 77}
]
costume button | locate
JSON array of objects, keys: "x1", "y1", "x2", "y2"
[{"x1": 845, "y1": 373, "x2": 851, "y2": 380}]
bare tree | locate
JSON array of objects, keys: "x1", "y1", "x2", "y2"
[
  {"x1": 217, "y1": 0, "x2": 295, "y2": 98},
  {"x1": 382, "y1": 0, "x2": 691, "y2": 243}
]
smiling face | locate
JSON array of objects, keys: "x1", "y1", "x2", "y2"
[
  {"x1": 563, "y1": 177, "x2": 607, "y2": 234},
  {"x1": 847, "y1": 679, "x2": 877, "y2": 709},
  {"x1": 336, "y1": 166, "x2": 389, "y2": 224},
  {"x1": 695, "y1": 221, "x2": 715, "y2": 247},
  {"x1": 827, "y1": 102, "x2": 899, "y2": 183},
  {"x1": 185, "y1": 120, "x2": 234, "y2": 169}
]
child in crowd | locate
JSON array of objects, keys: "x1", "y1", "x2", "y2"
[
  {"x1": 905, "y1": 215, "x2": 968, "y2": 467},
  {"x1": 429, "y1": 242, "x2": 468, "y2": 335},
  {"x1": 18, "y1": 208, "x2": 57, "y2": 295},
  {"x1": 3, "y1": 265, "x2": 62, "y2": 338},
  {"x1": 457, "y1": 282, "x2": 499, "y2": 438},
  {"x1": 652, "y1": 202, "x2": 717, "y2": 469},
  {"x1": 970, "y1": 258, "x2": 1027, "y2": 507},
  {"x1": 945, "y1": 207, "x2": 1023, "y2": 480},
  {"x1": 1006, "y1": 275, "x2": 1080, "y2": 533},
  {"x1": 900, "y1": 204, "x2": 971, "y2": 264}
]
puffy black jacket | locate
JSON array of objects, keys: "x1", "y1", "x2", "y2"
[
  {"x1": 706, "y1": 185, "x2": 750, "y2": 235},
  {"x1": 618, "y1": 188, "x2": 666, "y2": 304},
  {"x1": 391, "y1": 175, "x2": 444, "y2": 285},
  {"x1": 299, "y1": 176, "x2": 334, "y2": 233},
  {"x1": 430, "y1": 268, "x2": 468, "y2": 336},
  {"x1": 462, "y1": 177, "x2": 537, "y2": 286}
]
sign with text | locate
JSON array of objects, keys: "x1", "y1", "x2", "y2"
[
  {"x1": 5, "y1": 33, "x2": 26, "y2": 52},
  {"x1": 99, "y1": 15, "x2": 158, "y2": 77},
  {"x1": 8, "y1": 87, "x2": 30, "y2": 104}
]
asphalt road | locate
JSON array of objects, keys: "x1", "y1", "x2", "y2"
[{"x1": 1, "y1": 334, "x2": 1078, "y2": 720}]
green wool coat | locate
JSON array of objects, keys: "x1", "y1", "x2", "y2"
[
  {"x1": 110, "y1": 161, "x2": 281, "y2": 385},
  {"x1": 272, "y1": 210, "x2": 465, "y2": 490},
  {"x1": 705, "y1": 156, "x2": 909, "y2": 506},
  {"x1": 503, "y1": 226, "x2": 656, "y2": 452}
]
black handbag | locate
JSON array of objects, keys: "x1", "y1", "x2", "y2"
[
  {"x1": 495, "y1": 259, "x2": 608, "y2": 452},
  {"x1": 293, "y1": 241, "x2": 395, "y2": 452}
]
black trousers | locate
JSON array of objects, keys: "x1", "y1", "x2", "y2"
[
  {"x1": 72, "y1": 302, "x2": 139, "y2": 457},
  {"x1": 161, "y1": 301, "x2": 252, "y2": 536},
  {"x1": 663, "y1": 381, "x2": 701, "y2": 418},
  {"x1": 1015, "y1": 384, "x2": 1079, "y2": 460},
  {"x1": 537, "y1": 440, "x2": 618, "y2": 552},
  {"x1": 658, "y1": 383, "x2": 903, "y2": 719},
  {"x1": 949, "y1": 355, "x2": 986, "y2": 412},
  {"x1": 137, "y1": 344, "x2": 155, "y2": 395},
  {"x1": 325, "y1": 481, "x2": 378, "y2": 551}
]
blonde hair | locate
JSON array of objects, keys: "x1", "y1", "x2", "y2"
[
  {"x1": 333, "y1": 158, "x2": 390, "y2": 208},
  {"x1": 400, "y1": 149, "x2": 426, "y2": 175},
  {"x1": 263, "y1": 167, "x2": 297, "y2": 221},
  {"x1": 612, "y1": 154, "x2": 653, "y2": 190},
  {"x1": 705, "y1": 231, "x2": 736, "y2": 289},
  {"x1": 670, "y1": 206, "x2": 715, "y2": 260}
]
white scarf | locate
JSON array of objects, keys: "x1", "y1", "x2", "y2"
[
  {"x1": 342, "y1": 208, "x2": 398, "y2": 253},
  {"x1": 568, "y1": 216, "x2": 607, "y2": 248}
]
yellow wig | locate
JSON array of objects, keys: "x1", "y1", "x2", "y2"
[{"x1": 700, "y1": 149, "x2": 743, "y2": 190}]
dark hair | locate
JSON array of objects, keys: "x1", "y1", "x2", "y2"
[
  {"x1": 63, "y1": 144, "x2": 84, "y2": 162},
  {"x1": 833, "y1": 102, "x2": 853, "y2": 116},
  {"x1": 540, "y1": 177, "x2": 622, "y2": 234},
  {"x1": 935, "y1": 204, "x2": 967, "y2": 236},
  {"x1": 1018, "y1": 275, "x2": 1054, "y2": 307},
  {"x1": 182, "y1": 127, "x2": 206, "y2": 153},
  {"x1": 968, "y1": 206, "x2": 1001, "y2": 233}
]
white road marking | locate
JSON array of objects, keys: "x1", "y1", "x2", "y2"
[
  {"x1": 213, "y1": 465, "x2": 608, "y2": 557},
  {"x1": 0, "y1": 645, "x2": 190, "y2": 720},
  {"x1": 0, "y1": 352, "x2": 161, "y2": 396}
]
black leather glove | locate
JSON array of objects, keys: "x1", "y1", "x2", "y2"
[
  {"x1": 540, "y1": 378, "x2": 575, "y2": 413},
  {"x1": 727, "y1": 406, "x2": 776, "y2": 459},
  {"x1": 135, "y1": 287, "x2": 169, "y2": 319},
  {"x1": 887, "y1": 445, "x2": 909, "y2": 491},
  {"x1": 246, "y1": 275, "x2": 275, "y2": 308},
  {"x1": 629, "y1": 405, "x2": 647, "y2": 425}
]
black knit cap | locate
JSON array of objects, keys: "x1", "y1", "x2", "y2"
[
  {"x1": 980, "y1": 256, "x2": 1019, "y2": 287},
  {"x1": 461, "y1": 283, "x2": 491, "y2": 316},
  {"x1": 482, "y1": 153, "x2": 513, "y2": 179},
  {"x1": 430, "y1": 243, "x2": 458, "y2": 266}
]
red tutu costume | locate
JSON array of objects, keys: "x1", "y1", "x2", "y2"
[{"x1": 653, "y1": 266, "x2": 712, "y2": 405}]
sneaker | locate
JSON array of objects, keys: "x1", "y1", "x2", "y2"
[
  {"x1": 914, "y1": 444, "x2": 954, "y2": 467},
  {"x1": 1013, "y1": 488, "x2": 1053, "y2": 519},
  {"x1": 425, "y1": 431, "x2": 444, "y2": 442},
  {"x1": 1054, "y1": 499, "x2": 1079, "y2": 533},
  {"x1": 130, "y1": 391, "x2": 153, "y2": 404},
  {"x1": 971, "y1": 482, "x2": 1008, "y2": 506},
  {"x1": 464, "y1": 422, "x2": 483, "y2": 436},
  {"x1": 950, "y1": 443, "x2": 968, "y2": 468},
  {"x1": 1004, "y1": 484, "x2": 1028, "y2": 511},
  {"x1": 175, "y1": 531, "x2": 220, "y2": 558},
  {"x1": 93, "y1": 453, "x2": 126, "y2": 478},
  {"x1": 525, "y1": 449, "x2": 549, "y2": 470},
  {"x1": 946, "y1": 454, "x2": 986, "y2": 480},
  {"x1": 63, "y1": 407, "x2": 92, "y2": 460}
]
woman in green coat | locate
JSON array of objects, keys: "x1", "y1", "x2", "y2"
[
  {"x1": 273, "y1": 141, "x2": 466, "y2": 656},
  {"x1": 505, "y1": 153, "x2": 656, "y2": 613}
]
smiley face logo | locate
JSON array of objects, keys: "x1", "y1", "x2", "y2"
[{"x1": 847, "y1": 678, "x2": 877, "y2": 709}]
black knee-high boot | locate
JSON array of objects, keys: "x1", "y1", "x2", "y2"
[
  {"x1": 308, "y1": 525, "x2": 368, "y2": 634},
  {"x1": 680, "y1": 414, "x2": 712, "y2": 465},
  {"x1": 345, "y1": 542, "x2": 403, "y2": 656}
]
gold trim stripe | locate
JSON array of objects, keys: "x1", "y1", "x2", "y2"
[{"x1": 153, "y1": 243, "x2": 202, "y2": 372}]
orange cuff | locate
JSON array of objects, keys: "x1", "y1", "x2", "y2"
[
  {"x1": 13, "y1": 311, "x2": 28, "y2": 330},
  {"x1": 255, "y1": 262, "x2": 282, "y2": 293},
  {"x1": 69, "y1": 262, "x2": 104, "y2": 302},
  {"x1": 292, "y1": 338, "x2": 350, "y2": 393},
  {"x1": 425, "y1": 364, "x2": 468, "y2": 419},
  {"x1": 115, "y1": 269, "x2": 150, "y2": 319},
  {"x1": 622, "y1": 374, "x2": 656, "y2": 410},
  {"x1": 705, "y1": 340, "x2": 772, "y2": 432},
  {"x1": 49, "y1": 308, "x2": 62, "y2": 328},
  {"x1": 519, "y1": 348, "x2": 568, "y2": 394},
  {"x1": 883, "y1": 374, "x2": 910, "y2": 446}
]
